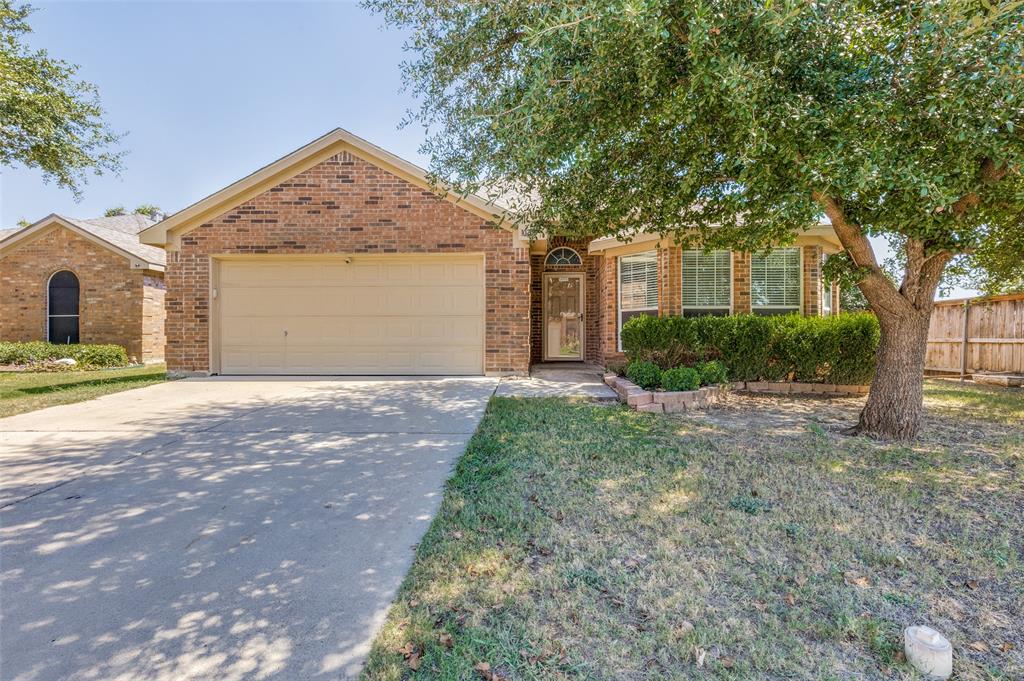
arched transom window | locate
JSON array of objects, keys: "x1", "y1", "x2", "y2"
[
  {"x1": 545, "y1": 247, "x2": 582, "y2": 266},
  {"x1": 48, "y1": 270, "x2": 80, "y2": 344}
]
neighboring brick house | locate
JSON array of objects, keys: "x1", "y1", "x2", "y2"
[
  {"x1": 140, "y1": 128, "x2": 841, "y2": 377},
  {"x1": 0, "y1": 214, "x2": 167, "y2": 363}
]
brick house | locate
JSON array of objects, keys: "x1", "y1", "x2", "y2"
[
  {"x1": 0, "y1": 214, "x2": 167, "y2": 363},
  {"x1": 140, "y1": 128, "x2": 841, "y2": 377}
]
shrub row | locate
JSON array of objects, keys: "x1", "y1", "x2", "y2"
[
  {"x1": 0, "y1": 341, "x2": 130, "y2": 368},
  {"x1": 621, "y1": 312, "x2": 879, "y2": 385},
  {"x1": 626, "y1": 359, "x2": 729, "y2": 392}
]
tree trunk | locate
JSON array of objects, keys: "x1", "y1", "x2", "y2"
[{"x1": 856, "y1": 308, "x2": 932, "y2": 440}]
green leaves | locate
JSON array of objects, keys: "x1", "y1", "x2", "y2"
[
  {"x1": 368, "y1": 0, "x2": 1022, "y2": 256},
  {"x1": 620, "y1": 312, "x2": 880, "y2": 385},
  {"x1": 0, "y1": 1, "x2": 123, "y2": 197}
]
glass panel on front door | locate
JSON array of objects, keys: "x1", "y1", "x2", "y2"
[{"x1": 545, "y1": 275, "x2": 582, "y2": 360}]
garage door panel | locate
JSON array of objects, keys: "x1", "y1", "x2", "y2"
[
  {"x1": 221, "y1": 346, "x2": 288, "y2": 374},
  {"x1": 220, "y1": 288, "x2": 299, "y2": 316},
  {"x1": 449, "y1": 262, "x2": 483, "y2": 283},
  {"x1": 218, "y1": 256, "x2": 485, "y2": 375}
]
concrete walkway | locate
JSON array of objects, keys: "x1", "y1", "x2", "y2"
[
  {"x1": 0, "y1": 376, "x2": 497, "y2": 681},
  {"x1": 495, "y1": 363, "x2": 618, "y2": 401}
]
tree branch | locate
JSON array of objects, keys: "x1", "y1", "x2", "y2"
[
  {"x1": 813, "y1": 190, "x2": 914, "y2": 317},
  {"x1": 915, "y1": 250, "x2": 953, "y2": 310},
  {"x1": 812, "y1": 191, "x2": 877, "y2": 269},
  {"x1": 951, "y1": 158, "x2": 1010, "y2": 216}
]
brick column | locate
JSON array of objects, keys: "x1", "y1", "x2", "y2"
[
  {"x1": 659, "y1": 246, "x2": 681, "y2": 317},
  {"x1": 803, "y1": 245, "x2": 822, "y2": 317},
  {"x1": 732, "y1": 251, "x2": 751, "y2": 314},
  {"x1": 599, "y1": 254, "x2": 623, "y2": 363}
]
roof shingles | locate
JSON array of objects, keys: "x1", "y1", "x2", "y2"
[{"x1": 0, "y1": 214, "x2": 165, "y2": 267}]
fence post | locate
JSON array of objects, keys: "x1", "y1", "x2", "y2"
[{"x1": 959, "y1": 299, "x2": 971, "y2": 382}]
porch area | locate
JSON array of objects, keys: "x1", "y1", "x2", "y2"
[{"x1": 495, "y1": 362, "x2": 617, "y2": 400}]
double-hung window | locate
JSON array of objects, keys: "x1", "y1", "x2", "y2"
[
  {"x1": 618, "y1": 251, "x2": 658, "y2": 349},
  {"x1": 681, "y1": 249, "x2": 731, "y2": 317},
  {"x1": 751, "y1": 248, "x2": 801, "y2": 315}
]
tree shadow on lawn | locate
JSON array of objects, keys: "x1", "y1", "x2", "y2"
[
  {"x1": 6, "y1": 370, "x2": 167, "y2": 396},
  {"x1": 361, "y1": 394, "x2": 1022, "y2": 681}
]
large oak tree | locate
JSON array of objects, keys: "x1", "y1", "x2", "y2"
[{"x1": 369, "y1": 0, "x2": 1024, "y2": 439}]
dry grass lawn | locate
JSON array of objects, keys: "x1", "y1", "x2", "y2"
[{"x1": 361, "y1": 380, "x2": 1022, "y2": 680}]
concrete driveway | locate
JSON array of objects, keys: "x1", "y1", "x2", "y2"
[{"x1": 0, "y1": 376, "x2": 497, "y2": 681}]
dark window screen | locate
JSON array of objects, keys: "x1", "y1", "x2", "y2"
[
  {"x1": 49, "y1": 271, "x2": 80, "y2": 315},
  {"x1": 48, "y1": 270, "x2": 80, "y2": 343},
  {"x1": 620, "y1": 309, "x2": 655, "y2": 328},
  {"x1": 753, "y1": 308, "x2": 799, "y2": 317},
  {"x1": 682, "y1": 308, "x2": 730, "y2": 318},
  {"x1": 49, "y1": 316, "x2": 79, "y2": 344}
]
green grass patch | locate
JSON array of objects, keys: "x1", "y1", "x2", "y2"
[
  {"x1": 0, "y1": 364, "x2": 168, "y2": 418},
  {"x1": 362, "y1": 382, "x2": 1023, "y2": 680},
  {"x1": 924, "y1": 378, "x2": 1024, "y2": 425}
]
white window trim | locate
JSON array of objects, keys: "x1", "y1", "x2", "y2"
[
  {"x1": 617, "y1": 251, "x2": 659, "y2": 351},
  {"x1": 46, "y1": 269, "x2": 80, "y2": 343},
  {"x1": 821, "y1": 253, "x2": 832, "y2": 317},
  {"x1": 545, "y1": 247, "x2": 582, "y2": 267},
  {"x1": 681, "y1": 249, "x2": 733, "y2": 315},
  {"x1": 751, "y1": 247, "x2": 803, "y2": 314}
]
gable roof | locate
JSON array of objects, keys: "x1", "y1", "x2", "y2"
[
  {"x1": 140, "y1": 127, "x2": 521, "y2": 246},
  {"x1": 0, "y1": 214, "x2": 166, "y2": 270}
]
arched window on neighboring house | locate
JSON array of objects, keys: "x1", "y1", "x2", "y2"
[
  {"x1": 48, "y1": 270, "x2": 80, "y2": 344},
  {"x1": 545, "y1": 247, "x2": 582, "y2": 267}
]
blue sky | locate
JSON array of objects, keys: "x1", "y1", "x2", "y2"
[
  {"x1": 1, "y1": 1, "x2": 421, "y2": 225},
  {"x1": 0, "y1": 1, "x2": 976, "y2": 297}
]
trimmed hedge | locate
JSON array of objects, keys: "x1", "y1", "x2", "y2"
[
  {"x1": 0, "y1": 341, "x2": 130, "y2": 368},
  {"x1": 621, "y1": 312, "x2": 879, "y2": 385}
]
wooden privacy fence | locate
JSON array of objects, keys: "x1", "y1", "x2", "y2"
[{"x1": 925, "y1": 293, "x2": 1024, "y2": 377}]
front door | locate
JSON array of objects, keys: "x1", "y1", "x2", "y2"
[{"x1": 543, "y1": 273, "x2": 584, "y2": 361}]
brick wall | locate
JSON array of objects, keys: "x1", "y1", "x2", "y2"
[
  {"x1": 659, "y1": 247, "x2": 682, "y2": 316},
  {"x1": 0, "y1": 226, "x2": 152, "y2": 361},
  {"x1": 732, "y1": 251, "x2": 752, "y2": 314},
  {"x1": 141, "y1": 275, "x2": 167, "y2": 363},
  {"x1": 597, "y1": 254, "x2": 623, "y2": 365},
  {"x1": 165, "y1": 150, "x2": 530, "y2": 375},
  {"x1": 802, "y1": 245, "x2": 823, "y2": 317}
]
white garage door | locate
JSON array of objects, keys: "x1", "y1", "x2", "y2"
[{"x1": 217, "y1": 255, "x2": 485, "y2": 375}]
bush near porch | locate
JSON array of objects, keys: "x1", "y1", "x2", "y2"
[
  {"x1": 0, "y1": 341, "x2": 130, "y2": 369},
  {"x1": 621, "y1": 313, "x2": 879, "y2": 385}
]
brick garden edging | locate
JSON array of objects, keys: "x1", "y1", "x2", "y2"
[
  {"x1": 736, "y1": 381, "x2": 869, "y2": 396},
  {"x1": 604, "y1": 374, "x2": 870, "y2": 413},
  {"x1": 604, "y1": 374, "x2": 724, "y2": 413}
]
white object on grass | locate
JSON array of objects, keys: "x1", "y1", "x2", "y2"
[{"x1": 904, "y1": 625, "x2": 953, "y2": 679}]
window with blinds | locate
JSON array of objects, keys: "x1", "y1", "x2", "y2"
[
  {"x1": 681, "y1": 249, "x2": 731, "y2": 316},
  {"x1": 618, "y1": 251, "x2": 658, "y2": 348},
  {"x1": 751, "y1": 248, "x2": 801, "y2": 314}
]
